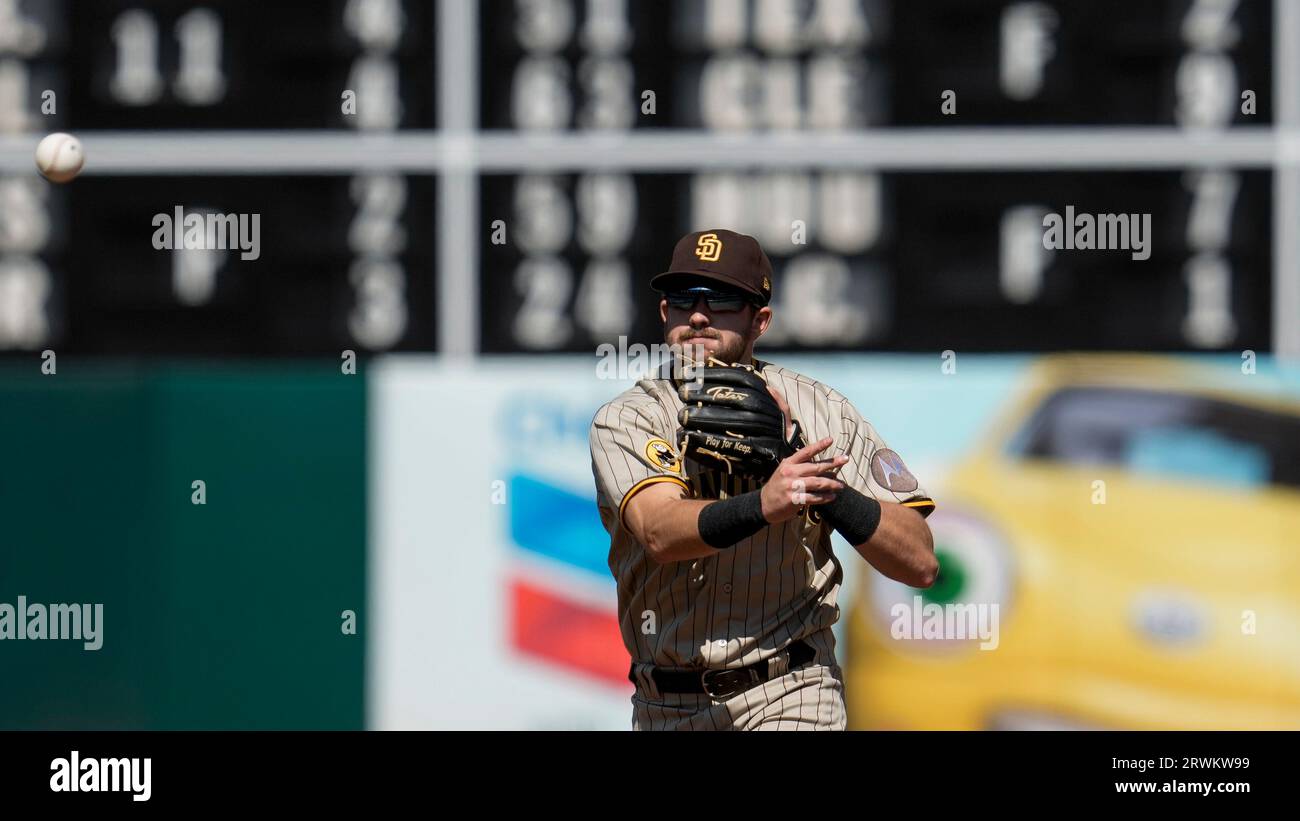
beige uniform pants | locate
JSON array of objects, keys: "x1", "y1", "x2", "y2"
[{"x1": 631, "y1": 660, "x2": 847, "y2": 731}]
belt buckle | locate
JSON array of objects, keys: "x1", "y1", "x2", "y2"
[{"x1": 701, "y1": 667, "x2": 761, "y2": 700}]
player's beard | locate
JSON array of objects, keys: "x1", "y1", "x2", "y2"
[
  {"x1": 670, "y1": 328, "x2": 752, "y2": 368},
  {"x1": 708, "y1": 333, "x2": 751, "y2": 365}
]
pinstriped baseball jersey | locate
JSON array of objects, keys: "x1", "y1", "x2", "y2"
[{"x1": 588, "y1": 357, "x2": 935, "y2": 675}]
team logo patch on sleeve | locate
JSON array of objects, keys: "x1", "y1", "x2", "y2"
[
  {"x1": 644, "y1": 439, "x2": 682, "y2": 473},
  {"x1": 870, "y1": 448, "x2": 919, "y2": 492}
]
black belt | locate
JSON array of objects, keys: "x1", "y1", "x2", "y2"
[{"x1": 633, "y1": 640, "x2": 817, "y2": 701}]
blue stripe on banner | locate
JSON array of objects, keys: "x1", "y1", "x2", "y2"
[{"x1": 508, "y1": 473, "x2": 610, "y2": 578}]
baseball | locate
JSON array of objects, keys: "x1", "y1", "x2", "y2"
[{"x1": 35, "y1": 132, "x2": 85, "y2": 183}]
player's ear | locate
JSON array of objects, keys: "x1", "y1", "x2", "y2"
[
  {"x1": 659, "y1": 298, "x2": 669, "y2": 323},
  {"x1": 752, "y1": 305, "x2": 773, "y2": 338}
]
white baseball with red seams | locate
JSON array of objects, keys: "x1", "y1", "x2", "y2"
[{"x1": 35, "y1": 132, "x2": 85, "y2": 183}]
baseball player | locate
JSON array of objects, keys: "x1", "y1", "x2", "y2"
[{"x1": 589, "y1": 228, "x2": 937, "y2": 731}]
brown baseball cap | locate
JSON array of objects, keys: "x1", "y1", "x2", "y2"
[{"x1": 650, "y1": 228, "x2": 774, "y2": 305}]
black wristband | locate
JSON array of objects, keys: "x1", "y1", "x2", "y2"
[
  {"x1": 818, "y1": 486, "x2": 882, "y2": 547},
  {"x1": 697, "y1": 490, "x2": 769, "y2": 549}
]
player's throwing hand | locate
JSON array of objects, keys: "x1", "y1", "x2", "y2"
[{"x1": 760, "y1": 437, "x2": 847, "y2": 524}]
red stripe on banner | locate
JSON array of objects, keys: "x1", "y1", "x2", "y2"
[{"x1": 509, "y1": 578, "x2": 631, "y2": 689}]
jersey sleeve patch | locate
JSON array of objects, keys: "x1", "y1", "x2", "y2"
[
  {"x1": 870, "y1": 448, "x2": 919, "y2": 493},
  {"x1": 643, "y1": 438, "x2": 682, "y2": 474}
]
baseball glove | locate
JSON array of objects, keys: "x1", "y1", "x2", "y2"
[{"x1": 677, "y1": 357, "x2": 804, "y2": 477}]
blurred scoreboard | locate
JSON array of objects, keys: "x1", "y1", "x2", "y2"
[{"x1": 0, "y1": 0, "x2": 1277, "y2": 355}]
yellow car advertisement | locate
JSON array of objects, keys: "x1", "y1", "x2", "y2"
[{"x1": 842, "y1": 355, "x2": 1300, "y2": 730}]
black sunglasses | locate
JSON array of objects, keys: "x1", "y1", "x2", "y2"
[{"x1": 664, "y1": 289, "x2": 755, "y2": 313}]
